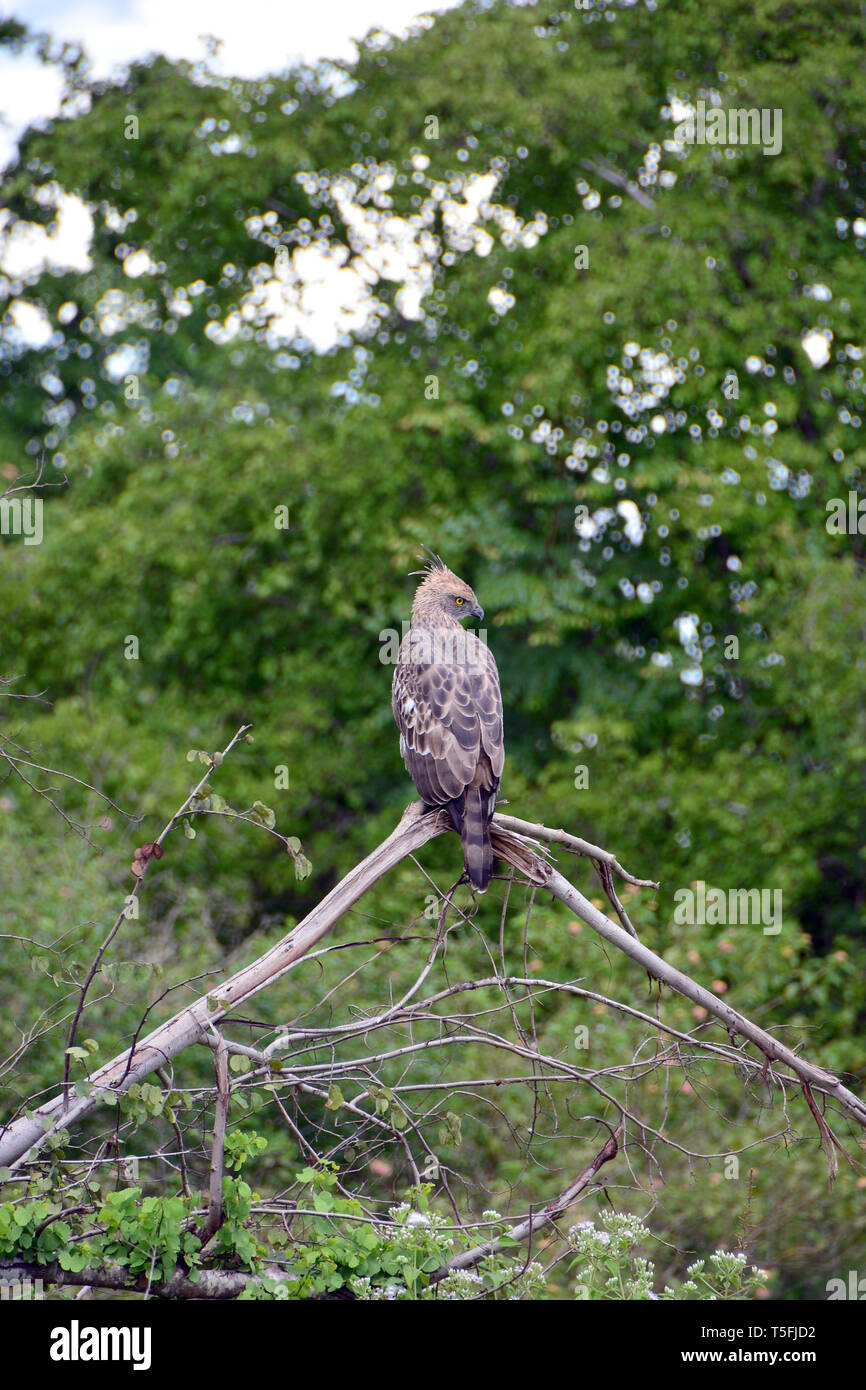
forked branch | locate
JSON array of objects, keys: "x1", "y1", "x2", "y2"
[{"x1": 2, "y1": 803, "x2": 864, "y2": 1176}]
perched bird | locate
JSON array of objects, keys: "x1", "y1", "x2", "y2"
[{"x1": 392, "y1": 548, "x2": 504, "y2": 892}]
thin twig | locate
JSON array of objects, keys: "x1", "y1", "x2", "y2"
[{"x1": 60, "y1": 724, "x2": 253, "y2": 1107}]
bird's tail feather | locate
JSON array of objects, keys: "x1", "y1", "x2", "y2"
[{"x1": 460, "y1": 785, "x2": 493, "y2": 892}]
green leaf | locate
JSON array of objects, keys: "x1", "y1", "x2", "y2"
[{"x1": 251, "y1": 800, "x2": 276, "y2": 830}]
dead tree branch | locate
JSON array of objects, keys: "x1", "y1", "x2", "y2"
[
  {"x1": 201, "y1": 1033, "x2": 230, "y2": 1243},
  {"x1": 0, "y1": 1258, "x2": 271, "y2": 1301},
  {"x1": 429, "y1": 1127, "x2": 621, "y2": 1284},
  {"x1": 2, "y1": 803, "x2": 864, "y2": 1175}
]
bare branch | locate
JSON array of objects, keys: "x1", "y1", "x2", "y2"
[
  {"x1": 581, "y1": 158, "x2": 656, "y2": 210},
  {"x1": 3, "y1": 802, "x2": 864, "y2": 1179},
  {"x1": 0, "y1": 1258, "x2": 274, "y2": 1301},
  {"x1": 429, "y1": 1127, "x2": 622, "y2": 1284},
  {"x1": 201, "y1": 1034, "x2": 230, "y2": 1243},
  {"x1": 60, "y1": 723, "x2": 253, "y2": 1106},
  {"x1": 492, "y1": 813, "x2": 658, "y2": 887}
]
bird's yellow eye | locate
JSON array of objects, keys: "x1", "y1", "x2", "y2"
[{"x1": 455, "y1": 597, "x2": 465, "y2": 605}]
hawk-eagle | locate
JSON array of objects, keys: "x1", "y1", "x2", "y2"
[{"x1": 392, "y1": 550, "x2": 504, "y2": 892}]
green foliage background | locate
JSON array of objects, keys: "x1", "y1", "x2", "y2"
[{"x1": 0, "y1": 0, "x2": 864, "y2": 1298}]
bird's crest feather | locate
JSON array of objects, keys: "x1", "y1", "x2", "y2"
[{"x1": 408, "y1": 542, "x2": 448, "y2": 579}]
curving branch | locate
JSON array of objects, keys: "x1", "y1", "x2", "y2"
[
  {"x1": 2, "y1": 802, "x2": 864, "y2": 1176},
  {"x1": 429, "y1": 1127, "x2": 622, "y2": 1285}
]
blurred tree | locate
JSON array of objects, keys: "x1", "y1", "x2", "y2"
[{"x1": 1, "y1": 0, "x2": 864, "y2": 1295}]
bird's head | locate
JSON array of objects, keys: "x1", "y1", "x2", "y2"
[{"x1": 409, "y1": 547, "x2": 484, "y2": 624}]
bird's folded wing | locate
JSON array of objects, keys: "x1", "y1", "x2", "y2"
[{"x1": 393, "y1": 635, "x2": 504, "y2": 804}]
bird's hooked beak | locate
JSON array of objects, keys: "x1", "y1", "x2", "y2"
[{"x1": 470, "y1": 602, "x2": 484, "y2": 621}]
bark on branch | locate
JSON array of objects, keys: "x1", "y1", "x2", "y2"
[{"x1": 0, "y1": 1258, "x2": 268, "y2": 1301}]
